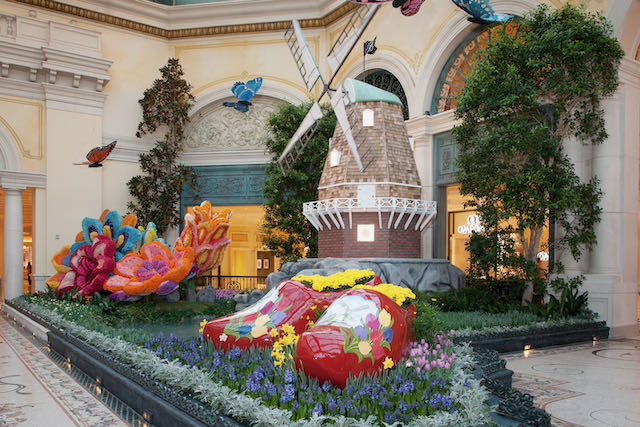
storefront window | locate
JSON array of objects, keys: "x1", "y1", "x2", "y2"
[{"x1": 444, "y1": 185, "x2": 550, "y2": 274}]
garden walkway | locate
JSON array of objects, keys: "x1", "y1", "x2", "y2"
[
  {"x1": 0, "y1": 311, "x2": 139, "y2": 427},
  {"x1": 505, "y1": 337, "x2": 640, "y2": 427}
]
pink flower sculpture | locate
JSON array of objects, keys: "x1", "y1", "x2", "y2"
[
  {"x1": 175, "y1": 201, "x2": 231, "y2": 276},
  {"x1": 104, "y1": 241, "x2": 195, "y2": 301},
  {"x1": 56, "y1": 235, "x2": 116, "y2": 297}
]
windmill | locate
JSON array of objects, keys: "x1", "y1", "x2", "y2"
[
  {"x1": 278, "y1": 4, "x2": 382, "y2": 175},
  {"x1": 280, "y1": 4, "x2": 437, "y2": 259}
]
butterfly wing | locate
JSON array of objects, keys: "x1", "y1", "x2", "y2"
[
  {"x1": 243, "y1": 77, "x2": 263, "y2": 97},
  {"x1": 87, "y1": 140, "x2": 117, "y2": 164},
  {"x1": 399, "y1": 0, "x2": 425, "y2": 16},
  {"x1": 234, "y1": 102, "x2": 250, "y2": 113},
  {"x1": 452, "y1": 0, "x2": 496, "y2": 20},
  {"x1": 231, "y1": 81, "x2": 248, "y2": 99}
]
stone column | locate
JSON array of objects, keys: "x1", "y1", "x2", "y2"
[
  {"x1": 3, "y1": 185, "x2": 25, "y2": 301},
  {"x1": 558, "y1": 137, "x2": 592, "y2": 276}
]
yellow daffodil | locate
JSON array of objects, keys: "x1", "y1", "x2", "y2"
[{"x1": 383, "y1": 357, "x2": 394, "y2": 369}]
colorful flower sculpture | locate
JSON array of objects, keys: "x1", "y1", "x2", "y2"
[
  {"x1": 175, "y1": 201, "x2": 231, "y2": 276},
  {"x1": 44, "y1": 245, "x2": 71, "y2": 291},
  {"x1": 56, "y1": 235, "x2": 117, "y2": 297},
  {"x1": 295, "y1": 288, "x2": 416, "y2": 388},
  {"x1": 104, "y1": 241, "x2": 194, "y2": 301},
  {"x1": 65, "y1": 209, "x2": 142, "y2": 265}
]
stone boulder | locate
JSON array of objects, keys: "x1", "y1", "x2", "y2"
[
  {"x1": 196, "y1": 286, "x2": 217, "y2": 303},
  {"x1": 265, "y1": 258, "x2": 465, "y2": 293}
]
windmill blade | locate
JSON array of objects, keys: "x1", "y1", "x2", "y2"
[
  {"x1": 278, "y1": 101, "x2": 325, "y2": 174},
  {"x1": 285, "y1": 20, "x2": 325, "y2": 93},
  {"x1": 326, "y1": 5, "x2": 380, "y2": 77},
  {"x1": 330, "y1": 84, "x2": 376, "y2": 172}
]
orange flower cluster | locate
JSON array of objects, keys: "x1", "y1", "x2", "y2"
[{"x1": 175, "y1": 201, "x2": 232, "y2": 276}]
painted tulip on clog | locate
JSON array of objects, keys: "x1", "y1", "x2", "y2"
[
  {"x1": 203, "y1": 280, "x2": 349, "y2": 351},
  {"x1": 294, "y1": 288, "x2": 415, "y2": 388}
]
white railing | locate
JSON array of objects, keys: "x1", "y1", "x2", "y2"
[{"x1": 303, "y1": 197, "x2": 437, "y2": 231}]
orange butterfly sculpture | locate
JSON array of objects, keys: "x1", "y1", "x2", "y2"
[{"x1": 73, "y1": 141, "x2": 117, "y2": 167}]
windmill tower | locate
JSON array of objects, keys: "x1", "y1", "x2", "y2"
[
  {"x1": 304, "y1": 79, "x2": 435, "y2": 258},
  {"x1": 281, "y1": 4, "x2": 436, "y2": 258}
]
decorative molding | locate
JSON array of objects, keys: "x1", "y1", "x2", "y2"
[
  {"x1": 181, "y1": 164, "x2": 267, "y2": 208},
  {"x1": 42, "y1": 83, "x2": 107, "y2": 115},
  {"x1": 405, "y1": 110, "x2": 457, "y2": 138},
  {"x1": 0, "y1": 170, "x2": 46, "y2": 189},
  {"x1": 6, "y1": 0, "x2": 356, "y2": 39},
  {"x1": 184, "y1": 95, "x2": 277, "y2": 154},
  {"x1": 0, "y1": 13, "x2": 112, "y2": 112},
  {"x1": 0, "y1": 100, "x2": 44, "y2": 160},
  {"x1": 180, "y1": 150, "x2": 271, "y2": 167},
  {"x1": 619, "y1": 57, "x2": 640, "y2": 89},
  {"x1": 106, "y1": 135, "x2": 272, "y2": 166}
]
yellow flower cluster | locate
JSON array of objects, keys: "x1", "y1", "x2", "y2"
[
  {"x1": 271, "y1": 323, "x2": 299, "y2": 368},
  {"x1": 353, "y1": 283, "x2": 416, "y2": 306},
  {"x1": 198, "y1": 318, "x2": 208, "y2": 335},
  {"x1": 292, "y1": 269, "x2": 375, "y2": 292}
]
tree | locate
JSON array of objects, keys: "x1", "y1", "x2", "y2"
[
  {"x1": 127, "y1": 58, "x2": 198, "y2": 236},
  {"x1": 453, "y1": 4, "x2": 624, "y2": 304},
  {"x1": 262, "y1": 102, "x2": 336, "y2": 261}
]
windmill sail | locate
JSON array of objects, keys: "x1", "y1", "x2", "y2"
[
  {"x1": 285, "y1": 20, "x2": 324, "y2": 93},
  {"x1": 278, "y1": 101, "x2": 324, "y2": 173},
  {"x1": 326, "y1": 5, "x2": 380, "y2": 76}
]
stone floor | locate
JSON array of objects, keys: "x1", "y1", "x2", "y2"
[
  {"x1": 504, "y1": 337, "x2": 640, "y2": 427},
  {"x1": 2, "y1": 303, "x2": 640, "y2": 427},
  {"x1": 0, "y1": 311, "x2": 142, "y2": 427}
]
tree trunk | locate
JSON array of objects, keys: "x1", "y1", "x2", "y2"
[{"x1": 521, "y1": 226, "x2": 543, "y2": 305}]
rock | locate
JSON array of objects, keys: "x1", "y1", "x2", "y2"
[
  {"x1": 164, "y1": 289, "x2": 180, "y2": 303},
  {"x1": 186, "y1": 287, "x2": 197, "y2": 302},
  {"x1": 234, "y1": 293, "x2": 250, "y2": 304},
  {"x1": 249, "y1": 289, "x2": 264, "y2": 303},
  {"x1": 265, "y1": 272, "x2": 290, "y2": 292},
  {"x1": 196, "y1": 286, "x2": 217, "y2": 303},
  {"x1": 264, "y1": 258, "x2": 466, "y2": 294}
]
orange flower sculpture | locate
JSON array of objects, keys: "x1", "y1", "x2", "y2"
[
  {"x1": 104, "y1": 241, "x2": 194, "y2": 301},
  {"x1": 44, "y1": 245, "x2": 71, "y2": 291},
  {"x1": 175, "y1": 201, "x2": 232, "y2": 276}
]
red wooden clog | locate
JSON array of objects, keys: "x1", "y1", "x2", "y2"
[{"x1": 294, "y1": 288, "x2": 415, "y2": 388}]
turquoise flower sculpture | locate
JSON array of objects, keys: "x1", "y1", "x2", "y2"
[{"x1": 65, "y1": 210, "x2": 142, "y2": 265}]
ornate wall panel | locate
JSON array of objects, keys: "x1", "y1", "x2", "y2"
[{"x1": 183, "y1": 95, "x2": 279, "y2": 152}]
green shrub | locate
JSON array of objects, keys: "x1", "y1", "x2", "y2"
[
  {"x1": 528, "y1": 275, "x2": 594, "y2": 320},
  {"x1": 413, "y1": 302, "x2": 446, "y2": 340},
  {"x1": 437, "y1": 311, "x2": 544, "y2": 331}
]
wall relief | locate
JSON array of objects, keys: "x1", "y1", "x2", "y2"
[{"x1": 184, "y1": 95, "x2": 280, "y2": 152}]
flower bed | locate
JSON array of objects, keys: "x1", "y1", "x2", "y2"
[{"x1": 11, "y1": 295, "x2": 493, "y2": 426}]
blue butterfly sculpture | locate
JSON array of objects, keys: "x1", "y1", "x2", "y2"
[
  {"x1": 451, "y1": 0, "x2": 512, "y2": 25},
  {"x1": 222, "y1": 77, "x2": 263, "y2": 113}
]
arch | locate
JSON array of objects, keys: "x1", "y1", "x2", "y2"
[
  {"x1": 357, "y1": 69, "x2": 410, "y2": 120},
  {"x1": 0, "y1": 120, "x2": 22, "y2": 171},
  {"x1": 340, "y1": 51, "x2": 416, "y2": 118},
  {"x1": 416, "y1": 0, "x2": 538, "y2": 116},
  {"x1": 190, "y1": 78, "x2": 308, "y2": 118}
]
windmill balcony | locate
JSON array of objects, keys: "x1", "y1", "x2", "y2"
[{"x1": 303, "y1": 197, "x2": 437, "y2": 231}]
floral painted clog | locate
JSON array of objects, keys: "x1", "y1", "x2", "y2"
[
  {"x1": 294, "y1": 288, "x2": 415, "y2": 388},
  {"x1": 202, "y1": 280, "x2": 355, "y2": 351}
]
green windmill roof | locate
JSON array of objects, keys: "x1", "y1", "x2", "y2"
[{"x1": 344, "y1": 78, "x2": 402, "y2": 106}]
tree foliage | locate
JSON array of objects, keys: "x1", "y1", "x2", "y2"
[
  {"x1": 127, "y1": 58, "x2": 198, "y2": 236},
  {"x1": 453, "y1": 4, "x2": 624, "y2": 302},
  {"x1": 262, "y1": 102, "x2": 336, "y2": 261}
]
